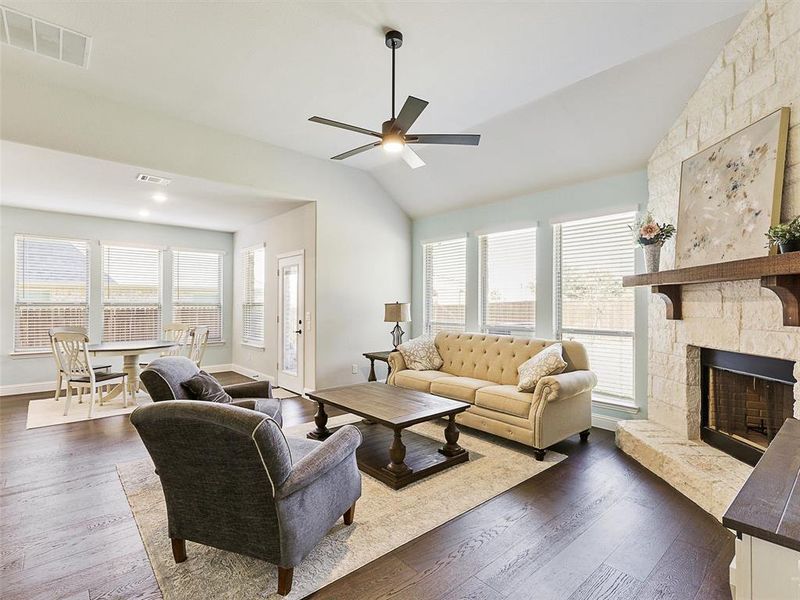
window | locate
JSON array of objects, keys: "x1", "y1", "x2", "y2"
[
  {"x1": 172, "y1": 250, "x2": 223, "y2": 342},
  {"x1": 479, "y1": 227, "x2": 536, "y2": 335},
  {"x1": 554, "y1": 212, "x2": 636, "y2": 400},
  {"x1": 14, "y1": 235, "x2": 89, "y2": 352},
  {"x1": 102, "y1": 244, "x2": 162, "y2": 341},
  {"x1": 423, "y1": 237, "x2": 467, "y2": 334},
  {"x1": 242, "y1": 245, "x2": 265, "y2": 347}
]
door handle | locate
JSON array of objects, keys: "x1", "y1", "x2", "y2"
[{"x1": 294, "y1": 329, "x2": 303, "y2": 335}]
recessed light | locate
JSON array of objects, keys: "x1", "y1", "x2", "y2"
[
  {"x1": 152, "y1": 193, "x2": 167, "y2": 203},
  {"x1": 138, "y1": 209, "x2": 151, "y2": 218}
]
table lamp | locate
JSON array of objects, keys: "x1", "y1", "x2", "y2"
[{"x1": 384, "y1": 302, "x2": 411, "y2": 349}]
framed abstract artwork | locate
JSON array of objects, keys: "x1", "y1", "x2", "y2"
[{"x1": 674, "y1": 107, "x2": 790, "y2": 268}]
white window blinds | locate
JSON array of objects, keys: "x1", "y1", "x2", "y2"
[
  {"x1": 242, "y1": 245, "x2": 265, "y2": 347},
  {"x1": 172, "y1": 250, "x2": 223, "y2": 342},
  {"x1": 423, "y1": 237, "x2": 467, "y2": 335},
  {"x1": 554, "y1": 212, "x2": 636, "y2": 400},
  {"x1": 102, "y1": 244, "x2": 162, "y2": 342},
  {"x1": 479, "y1": 227, "x2": 536, "y2": 335},
  {"x1": 14, "y1": 235, "x2": 90, "y2": 352}
]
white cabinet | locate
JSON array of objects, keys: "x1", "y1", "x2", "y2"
[{"x1": 730, "y1": 532, "x2": 800, "y2": 600}]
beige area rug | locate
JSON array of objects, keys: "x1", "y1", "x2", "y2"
[
  {"x1": 26, "y1": 393, "x2": 153, "y2": 429},
  {"x1": 118, "y1": 414, "x2": 566, "y2": 599}
]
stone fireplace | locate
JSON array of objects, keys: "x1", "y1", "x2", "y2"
[{"x1": 616, "y1": 0, "x2": 800, "y2": 520}]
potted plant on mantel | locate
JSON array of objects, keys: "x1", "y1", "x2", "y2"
[
  {"x1": 766, "y1": 216, "x2": 800, "y2": 254},
  {"x1": 631, "y1": 213, "x2": 676, "y2": 273}
]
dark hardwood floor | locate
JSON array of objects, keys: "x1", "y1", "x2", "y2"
[{"x1": 0, "y1": 375, "x2": 733, "y2": 600}]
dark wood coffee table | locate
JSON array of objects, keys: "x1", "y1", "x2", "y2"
[{"x1": 307, "y1": 382, "x2": 470, "y2": 489}]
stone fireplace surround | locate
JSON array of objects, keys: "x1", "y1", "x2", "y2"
[{"x1": 617, "y1": 0, "x2": 800, "y2": 521}]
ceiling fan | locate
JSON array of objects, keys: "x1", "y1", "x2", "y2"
[{"x1": 309, "y1": 30, "x2": 480, "y2": 169}]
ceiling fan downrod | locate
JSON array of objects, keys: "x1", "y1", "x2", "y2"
[{"x1": 385, "y1": 30, "x2": 403, "y2": 122}]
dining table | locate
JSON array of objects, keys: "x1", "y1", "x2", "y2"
[{"x1": 87, "y1": 339, "x2": 178, "y2": 400}]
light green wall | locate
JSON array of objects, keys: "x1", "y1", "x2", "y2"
[
  {"x1": 411, "y1": 170, "x2": 650, "y2": 423},
  {"x1": 0, "y1": 206, "x2": 234, "y2": 390}
]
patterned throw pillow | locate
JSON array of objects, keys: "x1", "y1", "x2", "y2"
[
  {"x1": 397, "y1": 336, "x2": 444, "y2": 371},
  {"x1": 517, "y1": 343, "x2": 568, "y2": 392},
  {"x1": 181, "y1": 371, "x2": 233, "y2": 403}
]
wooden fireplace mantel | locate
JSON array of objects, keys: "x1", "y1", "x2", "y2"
[{"x1": 621, "y1": 253, "x2": 800, "y2": 326}]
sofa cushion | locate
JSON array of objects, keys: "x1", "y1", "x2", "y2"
[
  {"x1": 430, "y1": 376, "x2": 495, "y2": 403},
  {"x1": 397, "y1": 336, "x2": 443, "y2": 371},
  {"x1": 394, "y1": 370, "x2": 451, "y2": 393},
  {"x1": 475, "y1": 385, "x2": 534, "y2": 419}
]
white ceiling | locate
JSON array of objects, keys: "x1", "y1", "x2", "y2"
[
  {"x1": 0, "y1": 1, "x2": 750, "y2": 218},
  {"x1": 0, "y1": 141, "x2": 308, "y2": 232}
]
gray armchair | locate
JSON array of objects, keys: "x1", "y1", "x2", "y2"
[
  {"x1": 140, "y1": 356, "x2": 282, "y2": 425},
  {"x1": 130, "y1": 400, "x2": 362, "y2": 596}
]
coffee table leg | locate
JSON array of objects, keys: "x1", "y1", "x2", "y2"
[
  {"x1": 440, "y1": 414, "x2": 465, "y2": 457},
  {"x1": 307, "y1": 401, "x2": 331, "y2": 440},
  {"x1": 386, "y1": 429, "x2": 410, "y2": 474}
]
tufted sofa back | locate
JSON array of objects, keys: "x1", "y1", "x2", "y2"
[{"x1": 434, "y1": 331, "x2": 590, "y2": 385}]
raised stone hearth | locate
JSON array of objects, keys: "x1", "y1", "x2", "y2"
[
  {"x1": 617, "y1": 0, "x2": 800, "y2": 521},
  {"x1": 617, "y1": 420, "x2": 752, "y2": 520}
]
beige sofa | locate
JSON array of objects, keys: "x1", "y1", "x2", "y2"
[{"x1": 387, "y1": 332, "x2": 597, "y2": 460}]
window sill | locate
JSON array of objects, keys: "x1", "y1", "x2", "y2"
[
  {"x1": 9, "y1": 351, "x2": 52, "y2": 359},
  {"x1": 592, "y1": 394, "x2": 640, "y2": 414},
  {"x1": 241, "y1": 343, "x2": 265, "y2": 351}
]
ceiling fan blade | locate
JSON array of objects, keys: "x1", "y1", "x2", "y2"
[
  {"x1": 331, "y1": 141, "x2": 381, "y2": 160},
  {"x1": 408, "y1": 134, "x2": 481, "y2": 146},
  {"x1": 393, "y1": 96, "x2": 429, "y2": 133},
  {"x1": 401, "y1": 145, "x2": 425, "y2": 169},
  {"x1": 309, "y1": 116, "x2": 382, "y2": 138}
]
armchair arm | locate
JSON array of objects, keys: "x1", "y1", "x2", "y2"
[
  {"x1": 224, "y1": 380, "x2": 273, "y2": 399},
  {"x1": 277, "y1": 425, "x2": 362, "y2": 498},
  {"x1": 533, "y1": 370, "x2": 597, "y2": 405},
  {"x1": 387, "y1": 351, "x2": 407, "y2": 385}
]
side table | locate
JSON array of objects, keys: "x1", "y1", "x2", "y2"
[{"x1": 363, "y1": 350, "x2": 394, "y2": 383}]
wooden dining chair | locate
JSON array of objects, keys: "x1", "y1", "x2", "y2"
[
  {"x1": 188, "y1": 326, "x2": 209, "y2": 367},
  {"x1": 49, "y1": 327, "x2": 111, "y2": 401},
  {"x1": 50, "y1": 329, "x2": 128, "y2": 418},
  {"x1": 140, "y1": 323, "x2": 193, "y2": 368}
]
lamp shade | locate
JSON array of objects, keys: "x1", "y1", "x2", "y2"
[{"x1": 384, "y1": 302, "x2": 411, "y2": 323}]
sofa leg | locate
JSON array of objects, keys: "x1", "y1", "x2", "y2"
[
  {"x1": 343, "y1": 502, "x2": 356, "y2": 525},
  {"x1": 533, "y1": 448, "x2": 546, "y2": 461},
  {"x1": 278, "y1": 566, "x2": 294, "y2": 595},
  {"x1": 171, "y1": 538, "x2": 186, "y2": 563},
  {"x1": 579, "y1": 429, "x2": 591, "y2": 443}
]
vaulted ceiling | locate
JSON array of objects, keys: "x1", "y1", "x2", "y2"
[{"x1": 1, "y1": 1, "x2": 750, "y2": 220}]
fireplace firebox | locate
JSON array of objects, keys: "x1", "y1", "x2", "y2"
[{"x1": 700, "y1": 348, "x2": 796, "y2": 466}]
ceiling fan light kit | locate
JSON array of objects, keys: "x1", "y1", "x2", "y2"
[{"x1": 309, "y1": 29, "x2": 480, "y2": 169}]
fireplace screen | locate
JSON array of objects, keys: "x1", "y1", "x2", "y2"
[
  {"x1": 706, "y1": 367, "x2": 794, "y2": 449},
  {"x1": 701, "y1": 348, "x2": 796, "y2": 465}
]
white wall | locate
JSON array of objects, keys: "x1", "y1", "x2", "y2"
[
  {"x1": 1, "y1": 75, "x2": 412, "y2": 390},
  {"x1": 232, "y1": 203, "x2": 316, "y2": 390},
  {"x1": 0, "y1": 206, "x2": 234, "y2": 393},
  {"x1": 411, "y1": 170, "x2": 651, "y2": 424}
]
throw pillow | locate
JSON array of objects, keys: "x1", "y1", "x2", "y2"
[
  {"x1": 181, "y1": 371, "x2": 233, "y2": 403},
  {"x1": 517, "y1": 343, "x2": 567, "y2": 392},
  {"x1": 397, "y1": 336, "x2": 444, "y2": 371}
]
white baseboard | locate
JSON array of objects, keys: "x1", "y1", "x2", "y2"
[
  {"x1": 592, "y1": 413, "x2": 622, "y2": 431},
  {"x1": 229, "y1": 364, "x2": 276, "y2": 385},
  {"x1": 0, "y1": 380, "x2": 59, "y2": 397}
]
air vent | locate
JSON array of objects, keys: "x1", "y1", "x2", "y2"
[
  {"x1": 136, "y1": 173, "x2": 172, "y2": 186},
  {"x1": 1, "y1": 5, "x2": 91, "y2": 68}
]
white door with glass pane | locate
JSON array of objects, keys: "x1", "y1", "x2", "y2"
[{"x1": 277, "y1": 252, "x2": 304, "y2": 393}]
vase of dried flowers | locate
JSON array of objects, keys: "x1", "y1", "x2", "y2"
[{"x1": 631, "y1": 213, "x2": 676, "y2": 273}]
